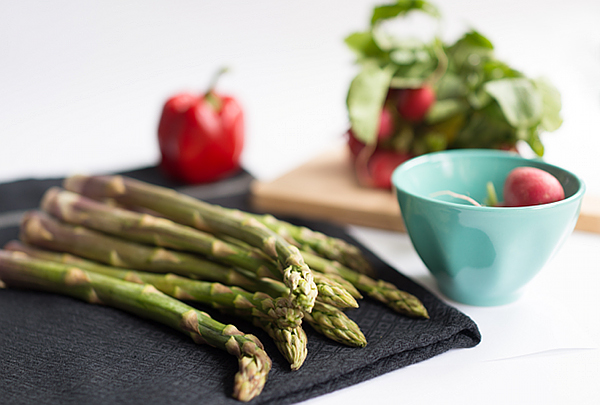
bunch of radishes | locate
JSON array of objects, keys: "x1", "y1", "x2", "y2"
[
  {"x1": 347, "y1": 86, "x2": 435, "y2": 189},
  {"x1": 344, "y1": 1, "x2": 563, "y2": 191}
]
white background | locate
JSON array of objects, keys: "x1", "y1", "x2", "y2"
[
  {"x1": 1, "y1": 1, "x2": 599, "y2": 404},
  {"x1": 1, "y1": 0, "x2": 599, "y2": 193}
]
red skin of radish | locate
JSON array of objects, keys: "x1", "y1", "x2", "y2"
[
  {"x1": 377, "y1": 107, "x2": 395, "y2": 140},
  {"x1": 367, "y1": 149, "x2": 411, "y2": 189},
  {"x1": 396, "y1": 85, "x2": 436, "y2": 122},
  {"x1": 346, "y1": 131, "x2": 411, "y2": 189},
  {"x1": 346, "y1": 130, "x2": 364, "y2": 160},
  {"x1": 503, "y1": 167, "x2": 565, "y2": 207}
]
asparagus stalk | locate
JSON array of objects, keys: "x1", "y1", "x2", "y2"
[
  {"x1": 63, "y1": 175, "x2": 318, "y2": 313},
  {"x1": 42, "y1": 187, "x2": 280, "y2": 279},
  {"x1": 20, "y1": 211, "x2": 309, "y2": 325},
  {"x1": 217, "y1": 233, "x2": 363, "y2": 304},
  {"x1": 246, "y1": 212, "x2": 374, "y2": 276},
  {"x1": 303, "y1": 301, "x2": 367, "y2": 348},
  {"x1": 41, "y1": 188, "x2": 357, "y2": 309},
  {"x1": 301, "y1": 250, "x2": 429, "y2": 319},
  {"x1": 19, "y1": 212, "x2": 367, "y2": 347},
  {"x1": 246, "y1": 319, "x2": 308, "y2": 371},
  {"x1": 0, "y1": 250, "x2": 271, "y2": 402},
  {"x1": 232, "y1": 268, "x2": 367, "y2": 348},
  {"x1": 312, "y1": 271, "x2": 362, "y2": 300},
  {"x1": 19, "y1": 211, "x2": 263, "y2": 290},
  {"x1": 310, "y1": 272, "x2": 358, "y2": 308},
  {"x1": 5, "y1": 240, "x2": 302, "y2": 330},
  {"x1": 21, "y1": 210, "x2": 355, "y2": 311},
  {"x1": 6, "y1": 241, "x2": 307, "y2": 369}
]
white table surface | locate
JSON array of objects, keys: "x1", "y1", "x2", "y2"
[{"x1": 1, "y1": 1, "x2": 599, "y2": 404}]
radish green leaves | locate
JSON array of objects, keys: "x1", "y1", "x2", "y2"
[{"x1": 345, "y1": 0, "x2": 562, "y2": 156}]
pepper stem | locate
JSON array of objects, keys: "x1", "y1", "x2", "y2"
[
  {"x1": 204, "y1": 67, "x2": 229, "y2": 111},
  {"x1": 205, "y1": 66, "x2": 229, "y2": 96}
]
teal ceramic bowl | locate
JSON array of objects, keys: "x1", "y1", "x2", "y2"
[{"x1": 392, "y1": 149, "x2": 585, "y2": 306}]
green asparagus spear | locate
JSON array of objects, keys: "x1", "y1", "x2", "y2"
[
  {"x1": 20, "y1": 210, "x2": 356, "y2": 311},
  {"x1": 246, "y1": 319, "x2": 308, "y2": 371},
  {"x1": 19, "y1": 211, "x2": 262, "y2": 290},
  {"x1": 301, "y1": 250, "x2": 429, "y2": 319},
  {"x1": 41, "y1": 187, "x2": 280, "y2": 279},
  {"x1": 63, "y1": 175, "x2": 318, "y2": 313},
  {"x1": 310, "y1": 272, "x2": 358, "y2": 308},
  {"x1": 312, "y1": 271, "x2": 362, "y2": 300},
  {"x1": 232, "y1": 268, "x2": 367, "y2": 348},
  {"x1": 5, "y1": 240, "x2": 302, "y2": 329},
  {"x1": 303, "y1": 301, "x2": 367, "y2": 348},
  {"x1": 245, "y1": 212, "x2": 374, "y2": 276},
  {"x1": 216, "y1": 233, "x2": 363, "y2": 303},
  {"x1": 19, "y1": 212, "x2": 367, "y2": 347},
  {"x1": 41, "y1": 188, "x2": 357, "y2": 309},
  {"x1": 0, "y1": 250, "x2": 271, "y2": 402},
  {"x1": 6, "y1": 241, "x2": 307, "y2": 368}
]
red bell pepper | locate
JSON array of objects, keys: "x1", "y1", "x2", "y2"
[{"x1": 158, "y1": 70, "x2": 244, "y2": 184}]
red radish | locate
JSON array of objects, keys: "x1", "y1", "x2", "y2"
[
  {"x1": 377, "y1": 107, "x2": 395, "y2": 140},
  {"x1": 396, "y1": 85, "x2": 436, "y2": 122},
  {"x1": 346, "y1": 130, "x2": 365, "y2": 160},
  {"x1": 503, "y1": 167, "x2": 565, "y2": 207},
  {"x1": 366, "y1": 149, "x2": 412, "y2": 189},
  {"x1": 346, "y1": 131, "x2": 411, "y2": 189}
]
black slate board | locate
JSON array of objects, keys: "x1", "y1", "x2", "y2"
[{"x1": 0, "y1": 167, "x2": 480, "y2": 405}]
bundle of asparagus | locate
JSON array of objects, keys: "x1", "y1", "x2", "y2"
[
  {"x1": 64, "y1": 175, "x2": 319, "y2": 314},
  {"x1": 0, "y1": 250, "x2": 270, "y2": 402},
  {"x1": 0, "y1": 174, "x2": 429, "y2": 402},
  {"x1": 40, "y1": 187, "x2": 359, "y2": 310},
  {"x1": 18, "y1": 211, "x2": 368, "y2": 350}
]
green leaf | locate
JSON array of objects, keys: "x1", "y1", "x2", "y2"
[
  {"x1": 391, "y1": 125, "x2": 414, "y2": 152},
  {"x1": 370, "y1": 0, "x2": 440, "y2": 26},
  {"x1": 345, "y1": 31, "x2": 384, "y2": 60},
  {"x1": 445, "y1": 30, "x2": 494, "y2": 72},
  {"x1": 390, "y1": 49, "x2": 415, "y2": 65},
  {"x1": 534, "y1": 77, "x2": 563, "y2": 132},
  {"x1": 467, "y1": 88, "x2": 492, "y2": 110},
  {"x1": 526, "y1": 129, "x2": 545, "y2": 156},
  {"x1": 461, "y1": 30, "x2": 494, "y2": 50},
  {"x1": 346, "y1": 63, "x2": 396, "y2": 144},
  {"x1": 388, "y1": 42, "x2": 437, "y2": 86},
  {"x1": 374, "y1": 29, "x2": 426, "y2": 52},
  {"x1": 483, "y1": 60, "x2": 522, "y2": 81},
  {"x1": 389, "y1": 76, "x2": 427, "y2": 89},
  {"x1": 484, "y1": 78, "x2": 543, "y2": 129},
  {"x1": 452, "y1": 103, "x2": 516, "y2": 149},
  {"x1": 435, "y1": 73, "x2": 468, "y2": 99},
  {"x1": 425, "y1": 99, "x2": 468, "y2": 124},
  {"x1": 424, "y1": 132, "x2": 448, "y2": 152}
]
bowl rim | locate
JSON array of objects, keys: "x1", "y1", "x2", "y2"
[{"x1": 391, "y1": 149, "x2": 586, "y2": 211}]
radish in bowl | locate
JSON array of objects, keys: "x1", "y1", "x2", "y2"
[
  {"x1": 392, "y1": 149, "x2": 585, "y2": 306},
  {"x1": 503, "y1": 167, "x2": 565, "y2": 207}
]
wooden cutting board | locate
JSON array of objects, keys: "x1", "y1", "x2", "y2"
[{"x1": 250, "y1": 147, "x2": 600, "y2": 234}]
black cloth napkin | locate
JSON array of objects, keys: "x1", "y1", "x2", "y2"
[{"x1": 0, "y1": 167, "x2": 481, "y2": 405}]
